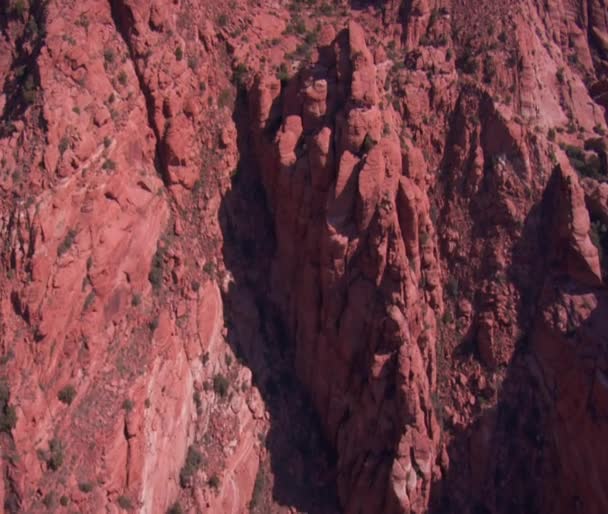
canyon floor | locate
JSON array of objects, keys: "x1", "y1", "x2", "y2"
[{"x1": 1, "y1": 0, "x2": 608, "y2": 513}]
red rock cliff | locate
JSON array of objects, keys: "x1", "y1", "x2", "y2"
[{"x1": 0, "y1": 0, "x2": 607, "y2": 513}]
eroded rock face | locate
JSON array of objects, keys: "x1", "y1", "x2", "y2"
[
  {"x1": 1, "y1": 0, "x2": 608, "y2": 513},
  {"x1": 248, "y1": 22, "x2": 443, "y2": 513}
]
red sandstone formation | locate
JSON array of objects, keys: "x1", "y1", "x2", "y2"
[{"x1": 0, "y1": 0, "x2": 607, "y2": 513}]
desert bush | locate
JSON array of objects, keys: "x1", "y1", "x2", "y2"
[
  {"x1": 48, "y1": 438, "x2": 64, "y2": 471},
  {"x1": 58, "y1": 385, "x2": 76, "y2": 405},
  {"x1": 57, "y1": 229, "x2": 77, "y2": 257},
  {"x1": 179, "y1": 445, "x2": 203, "y2": 488},
  {"x1": 213, "y1": 374, "x2": 229, "y2": 398}
]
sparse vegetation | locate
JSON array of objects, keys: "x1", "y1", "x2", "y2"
[
  {"x1": 59, "y1": 496, "x2": 69, "y2": 506},
  {"x1": 179, "y1": 445, "x2": 203, "y2": 488},
  {"x1": 132, "y1": 294, "x2": 141, "y2": 306},
  {"x1": 564, "y1": 144, "x2": 602, "y2": 179},
  {"x1": 83, "y1": 291, "x2": 96, "y2": 311},
  {"x1": 175, "y1": 47, "x2": 183, "y2": 61},
  {"x1": 57, "y1": 229, "x2": 77, "y2": 257},
  {"x1": 122, "y1": 399, "x2": 134, "y2": 412},
  {"x1": 208, "y1": 474, "x2": 220, "y2": 490},
  {"x1": 457, "y1": 46, "x2": 479, "y2": 74},
  {"x1": 58, "y1": 385, "x2": 77, "y2": 405},
  {"x1": 48, "y1": 438, "x2": 64, "y2": 471},
  {"x1": 483, "y1": 55, "x2": 496, "y2": 83},
  {"x1": 361, "y1": 134, "x2": 377, "y2": 154},
  {"x1": 249, "y1": 467, "x2": 266, "y2": 509},
  {"x1": 167, "y1": 503, "x2": 184, "y2": 514},
  {"x1": 117, "y1": 495, "x2": 133, "y2": 509},
  {"x1": 276, "y1": 62, "x2": 290, "y2": 81},
  {"x1": 149, "y1": 316, "x2": 159, "y2": 332},
  {"x1": 103, "y1": 48, "x2": 115, "y2": 64},
  {"x1": 213, "y1": 373, "x2": 229, "y2": 398},
  {"x1": 442, "y1": 309, "x2": 454, "y2": 325},
  {"x1": 78, "y1": 482, "x2": 93, "y2": 493},
  {"x1": 149, "y1": 245, "x2": 166, "y2": 291},
  {"x1": 59, "y1": 136, "x2": 70, "y2": 155},
  {"x1": 218, "y1": 89, "x2": 232, "y2": 109},
  {"x1": 0, "y1": 383, "x2": 17, "y2": 433},
  {"x1": 118, "y1": 70, "x2": 128, "y2": 86},
  {"x1": 76, "y1": 13, "x2": 89, "y2": 30},
  {"x1": 232, "y1": 63, "x2": 248, "y2": 87},
  {"x1": 556, "y1": 67, "x2": 565, "y2": 84},
  {"x1": 11, "y1": 0, "x2": 26, "y2": 17},
  {"x1": 446, "y1": 276, "x2": 459, "y2": 298},
  {"x1": 42, "y1": 492, "x2": 56, "y2": 508},
  {"x1": 102, "y1": 159, "x2": 116, "y2": 171},
  {"x1": 217, "y1": 14, "x2": 228, "y2": 27}
]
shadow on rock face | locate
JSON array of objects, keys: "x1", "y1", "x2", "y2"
[
  {"x1": 429, "y1": 184, "x2": 608, "y2": 514},
  {"x1": 217, "y1": 88, "x2": 341, "y2": 514}
]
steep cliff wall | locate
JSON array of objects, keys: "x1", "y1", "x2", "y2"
[{"x1": 0, "y1": 0, "x2": 607, "y2": 513}]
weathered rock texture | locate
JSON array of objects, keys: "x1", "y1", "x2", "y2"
[{"x1": 0, "y1": 0, "x2": 608, "y2": 513}]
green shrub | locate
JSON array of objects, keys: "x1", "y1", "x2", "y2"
[
  {"x1": 167, "y1": 503, "x2": 183, "y2": 514},
  {"x1": 217, "y1": 14, "x2": 228, "y2": 27},
  {"x1": 57, "y1": 229, "x2": 77, "y2": 257},
  {"x1": 442, "y1": 310, "x2": 454, "y2": 325},
  {"x1": 218, "y1": 89, "x2": 232, "y2": 109},
  {"x1": 232, "y1": 63, "x2": 248, "y2": 86},
  {"x1": 59, "y1": 136, "x2": 70, "y2": 154},
  {"x1": 149, "y1": 316, "x2": 159, "y2": 332},
  {"x1": 446, "y1": 276, "x2": 459, "y2": 298},
  {"x1": 42, "y1": 492, "x2": 56, "y2": 508},
  {"x1": 58, "y1": 385, "x2": 76, "y2": 405},
  {"x1": 104, "y1": 48, "x2": 115, "y2": 64},
  {"x1": 48, "y1": 438, "x2": 64, "y2": 471},
  {"x1": 276, "y1": 63, "x2": 290, "y2": 81},
  {"x1": 179, "y1": 445, "x2": 203, "y2": 488},
  {"x1": 361, "y1": 134, "x2": 377, "y2": 154},
  {"x1": 102, "y1": 159, "x2": 116, "y2": 170},
  {"x1": 117, "y1": 495, "x2": 133, "y2": 509},
  {"x1": 11, "y1": 0, "x2": 26, "y2": 17},
  {"x1": 483, "y1": 56, "x2": 496, "y2": 83},
  {"x1": 0, "y1": 383, "x2": 16, "y2": 433},
  {"x1": 564, "y1": 145, "x2": 601, "y2": 178},
  {"x1": 118, "y1": 70, "x2": 128, "y2": 86},
  {"x1": 60, "y1": 495, "x2": 69, "y2": 506},
  {"x1": 83, "y1": 291, "x2": 96, "y2": 311},
  {"x1": 213, "y1": 373, "x2": 229, "y2": 398},
  {"x1": 556, "y1": 67, "x2": 565, "y2": 84},
  {"x1": 78, "y1": 482, "x2": 93, "y2": 493},
  {"x1": 122, "y1": 399, "x2": 134, "y2": 412},
  {"x1": 208, "y1": 474, "x2": 220, "y2": 490},
  {"x1": 175, "y1": 47, "x2": 183, "y2": 61},
  {"x1": 149, "y1": 246, "x2": 165, "y2": 291}
]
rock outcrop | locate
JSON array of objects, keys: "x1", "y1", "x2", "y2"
[{"x1": 0, "y1": 0, "x2": 608, "y2": 513}]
